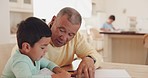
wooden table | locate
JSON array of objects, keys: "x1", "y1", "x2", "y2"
[
  {"x1": 100, "y1": 31, "x2": 147, "y2": 65},
  {"x1": 62, "y1": 60, "x2": 148, "y2": 78}
]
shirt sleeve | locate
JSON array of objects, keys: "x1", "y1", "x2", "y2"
[
  {"x1": 101, "y1": 23, "x2": 106, "y2": 28},
  {"x1": 40, "y1": 58, "x2": 58, "y2": 71},
  {"x1": 12, "y1": 61, "x2": 52, "y2": 78},
  {"x1": 75, "y1": 32, "x2": 103, "y2": 68}
]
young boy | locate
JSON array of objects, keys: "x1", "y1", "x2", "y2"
[
  {"x1": 100, "y1": 15, "x2": 116, "y2": 31},
  {"x1": 1, "y1": 17, "x2": 70, "y2": 78}
]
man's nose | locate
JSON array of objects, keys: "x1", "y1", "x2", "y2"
[{"x1": 60, "y1": 34, "x2": 69, "y2": 42}]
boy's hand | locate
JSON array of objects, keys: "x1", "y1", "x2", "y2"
[
  {"x1": 51, "y1": 71, "x2": 71, "y2": 78},
  {"x1": 52, "y1": 67, "x2": 64, "y2": 74},
  {"x1": 52, "y1": 67, "x2": 71, "y2": 78}
]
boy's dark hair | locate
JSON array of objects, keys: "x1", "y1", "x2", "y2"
[
  {"x1": 17, "y1": 17, "x2": 52, "y2": 49},
  {"x1": 109, "y1": 15, "x2": 115, "y2": 21}
]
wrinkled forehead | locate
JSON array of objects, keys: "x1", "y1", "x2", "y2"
[{"x1": 57, "y1": 15, "x2": 80, "y2": 33}]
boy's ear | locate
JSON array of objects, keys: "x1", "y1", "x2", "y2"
[{"x1": 21, "y1": 42, "x2": 31, "y2": 53}]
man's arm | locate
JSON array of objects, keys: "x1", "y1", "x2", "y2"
[
  {"x1": 75, "y1": 32, "x2": 103, "y2": 68},
  {"x1": 74, "y1": 32, "x2": 103, "y2": 78}
]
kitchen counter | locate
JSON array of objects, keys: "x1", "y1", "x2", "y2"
[
  {"x1": 100, "y1": 31, "x2": 145, "y2": 35},
  {"x1": 100, "y1": 31, "x2": 148, "y2": 65}
]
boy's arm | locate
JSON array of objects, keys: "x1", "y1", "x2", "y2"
[
  {"x1": 100, "y1": 28, "x2": 111, "y2": 31},
  {"x1": 40, "y1": 58, "x2": 71, "y2": 77},
  {"x1": 40, "y1": 58, "x2": 58, "y2": 71},
  {"x1": 40, "y1": 58, "x2": 69, "y2": 73},
  {"x1": 12, "y1": 62, "x2": 52, "y2": 78},
  {"x1": 112, "y1": 24, "x2": 116, "y2": 30},
  {"x1": 100, "y1": 24, "x2": 111, "y2": 31}
]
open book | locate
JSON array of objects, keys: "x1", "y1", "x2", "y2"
[
  {"x1": 39, "y1": 68, "x2": 131, "y2": 78},
  {"x1": 95, "y1": 69, "x2": 131, "y2": 78}
]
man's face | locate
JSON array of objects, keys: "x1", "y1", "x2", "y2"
[{"x1": 50, "y1": 15, "x2": 80, "y2": 47}]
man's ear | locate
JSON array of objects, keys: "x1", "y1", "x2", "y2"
[
  {"x1": 48, "y1": 16, "x2": 56, "y2": 27},
  {"x1": 21, "y1": 42, "x2": 31, "y2": 53}
]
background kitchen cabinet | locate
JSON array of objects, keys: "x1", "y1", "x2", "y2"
[
  {"x1": 92, "y1": 0, "x2": 105, "y2": 15},
  {"x1": 9, "y1": 0, "x2": 33, "y2": 35},
  {"x1": 10, "y1": 12, "x2": 33, "y2": 34},
  {"x1": 9, "y1": 0, "x2": 33, "y2": 12},
  {"x1": 9, "y1": 0, "x2": 33, "y2": 43}
]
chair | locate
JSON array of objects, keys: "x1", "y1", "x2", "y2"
[
  {"x1": 0, "y1": 43, "x2": 15, "y2": 75},
  {"x1": 88, "y1": 27, "x2": 104, "y2": 53}
]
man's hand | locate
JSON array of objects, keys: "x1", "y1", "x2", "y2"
[{"x1": 76, "y1": 57, "x2": 95, "y2": 78}]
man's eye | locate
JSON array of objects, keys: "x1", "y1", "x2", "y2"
[
  {"x1": 69, "y1": 33, "x2": 74, "y2": 37},
  {"x1": 41, "y1": 47, "x2": 45, "y2": 49},
  {"x1": 59, "y1": 29, "x2": 65, "y2": 32}
]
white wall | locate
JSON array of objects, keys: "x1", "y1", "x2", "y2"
[
  {"x1": 1, "y1": 0, "x2": 148, "y2": 44},
  {"x1": 84, "y1": 0, "x2": 148, "y2": 31},
  {"x1": 0, "y1": 0, "x2": 11, "y2": 44},
  {"x1": 84, "y1": 12, "x2": 107, "y2": 28},
  {"x1": 105, "y1": 0, "x2": 148, "y2": 30},
  {"x1": 33, "y1": 0, "x2": 92, "y2": 23},
  {"x1": 83, "y1": 0, "x2": 107, "y2": 29}
]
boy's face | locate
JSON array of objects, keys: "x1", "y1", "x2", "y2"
[
  {"x1": 29, "y1": 37, "x2": 51, "y2": 61},
  {"x1": 108, "y1": 19, "x2": 114, "y2": 24}
]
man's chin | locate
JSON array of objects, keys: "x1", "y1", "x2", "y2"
[
  {"x1": 54, "y1": 43, "x2": 65, "y2": 47},
  {"x1": 55, "y1": 44, "x2": 64, "y2": 47}
]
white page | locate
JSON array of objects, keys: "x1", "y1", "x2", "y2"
[
  {"x1": 39, "y1": 68, "x2": 131, "y2": 78},
  {"x1": 39, "y1": 68, "x2": 75, "y2": 78},
  {"x1": 95, "y1": 69, "x2": 131, "y2": 78}
]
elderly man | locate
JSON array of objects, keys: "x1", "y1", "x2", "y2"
[
  {"x1": 12, "y1": 7, "x2": 103, "y2": 78},
  {"x1": 47, "y1": 7, "x2": 103, "y2": 78}
]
